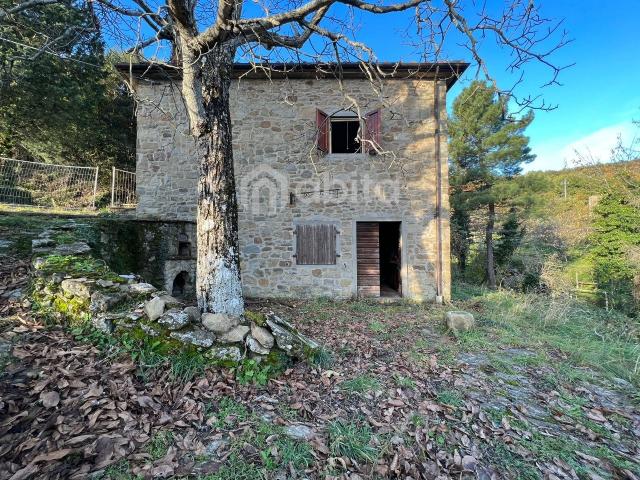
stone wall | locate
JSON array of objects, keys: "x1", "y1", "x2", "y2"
[
  {"x1": 134, "y1": 76, "x2": 451, "y2": 301},
  {"x1": 95, "y1": 218, "x2": 197, "y2": 300}
]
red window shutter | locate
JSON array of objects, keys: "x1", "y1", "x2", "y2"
[
  {"x1": 316, "y1": 109, "x2": 329, "y2": 153},
  {"x1": 364, "y1": 109, "x2": 381, "y2": 154}
]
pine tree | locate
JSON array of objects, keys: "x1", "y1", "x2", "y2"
[{"x1": 449, "y1": 81, "x2": 535, "y2": 288}]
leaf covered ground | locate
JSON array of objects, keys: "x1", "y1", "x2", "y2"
[{"x1": 1, "y1": 215, "x2": 639, "y2": 479}]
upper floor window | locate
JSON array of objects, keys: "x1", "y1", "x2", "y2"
[{"x1": 316, "y1": 108, "x2": 381, "y2": 155}]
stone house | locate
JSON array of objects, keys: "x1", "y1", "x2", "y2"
[{"x1": 118, "y1": 62, "x2": 467, "y2": 302}]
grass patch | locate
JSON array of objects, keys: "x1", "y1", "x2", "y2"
[
  {"x1": 146, "y1": 430, "x2": 173, "y2": 460},
  {"x1": 340, "y1": 375, "x2": 381, "y2": 394},
  {"x1": 201, "y1": 454, "x2": 264, "y2": 480},
  {"x1": 393, "y1": 374, "x2": 416, "y2": 389},
  {"x1": 100, "y1": 459, "x2": 141, "y2": 480},
  {"x1": 436, "y1": 389, "x2": 464, "y2": 407},
  {"x1": 454, "y1": 288, "x2": 640, "y2": 386},
  {"x1": 327, "y1": 420, "x2": 379, "y2": 463},
  {"x1": 209, "y1": 397, "x2": 250, "y2": 428}
]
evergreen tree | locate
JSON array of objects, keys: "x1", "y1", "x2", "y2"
[
  {"x1": 449, "y1": 81, "x2": 535, "y2": 288},
  {"x1": 590, "y1": 192, "x2": 640, "y2": 314},
  {"x1": 0, "y1": 0, "x2": 134, "y2": 167}
]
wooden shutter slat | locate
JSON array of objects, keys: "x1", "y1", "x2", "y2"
[
  {"x1": 316, "y1": 109, "x2": 329, "y2": 153},
  {"x1": 296, "y1": 223, "x2": 336, "y2": 265},
  {"x1": 364, "y1": 109, "x2": 381, "y2": 154},
  {"x1": 357, "y1": 222, "x2": 380, "y2": 296}
]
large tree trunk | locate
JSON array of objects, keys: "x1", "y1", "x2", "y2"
[
  {"x1": 188, "y1": 46, "x2": 244, "y2": 316},
  {"x1": 486, "y1": 202, "x2": 497, "y2": 289}
]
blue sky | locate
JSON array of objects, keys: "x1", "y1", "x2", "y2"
[
  {"x1": 125, "y1": 0, "x2": 640, "y2": 172},
  {"x1": 350, "y1": 1, "x2": 640, "y2": 171}
]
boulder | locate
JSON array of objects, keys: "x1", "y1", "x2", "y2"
[
  {"x1": 32, "y1": 238, "x2": 54, "y2": 251},
  {"x1": 445, "y1": 311, "x2": 475, "y2": 335},
  {"x1": 219, "y1": 325, "x2": 250, "y2": 343},
  {"x1": 206, "y1": 346, "x2": 244, "y2": 363},
  {"x1": 170, "y1": 328, "x2": 216, "y2": 348},
  {"x1": 157, "y1": 308, "x2": 191, "y2": 330},
  {"x1": 52, "y1": 241, "x2": 91, "y2": 256},
  {"x1": 60, "y1": 278, "x2": 92, "y2": 300},
  {"x1": 157, "y1": 294, "x2": 184, "y2": 309},
  {"x1": 96, "y1": 279, "x2": 115, "y2": 288},
  {"x1": 202, "y1": 313, "x2": 240, "y2": 334},
  {"x1": 121, "y1": 282, "x2": 157, "y2": 295},
  {"x1": 90, "y1": 291, "x2": 126, "y2": 313},
  {"x1": 92, "y1": 313, "x2": 122, "y2": 333},
  {"x1": 265, "y1": 313, "x2": 320, "y2": 358},
  {"x1": 246, "y1": 335, "x2": 270, "y2": 355},
  {"x1": 251, "y1": 325, "x2": 274, "y2": 349},
  {"x1": 183, "y1": 306, "x2": 201, "y2": 323},
  {"x1": 144, "y1": 296, "x2": 166, "y2": 322}
]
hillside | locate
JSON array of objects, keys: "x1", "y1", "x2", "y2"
[{"x1": 457, "y1": 159, "x2": 640, "y2": 312}]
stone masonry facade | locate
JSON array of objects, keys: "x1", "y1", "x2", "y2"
[{"x1": 129, "y1": 64, "x2": 466, "y2": 302}]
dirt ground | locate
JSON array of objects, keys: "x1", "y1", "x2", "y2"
[{"x1": 1, "y1": 217, "x2": 639, "y2": 480}]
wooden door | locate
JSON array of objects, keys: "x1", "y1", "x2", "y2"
[{"x1": 357, "y1": 222, "x2": 380, "y2": 297}]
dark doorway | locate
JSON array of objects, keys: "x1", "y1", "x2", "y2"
[
  {"x1": 172, "y1": 271, "x2": 189, "y2": 297},
  {"x1": 379, "y1": 222, "x2": 401, "y2": 296}
]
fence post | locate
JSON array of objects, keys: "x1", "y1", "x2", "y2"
[
  {"x1": 111, "y1": 166, "x2": 116, "y2": 208},
  {"x1": 92, "y1": 166, "x2": 99, "y2": 209}
]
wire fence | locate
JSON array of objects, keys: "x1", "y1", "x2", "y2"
[
  {"x1": 0, "y1": 157, "x2": 98, "y2": 209},
  {"x1": 111, "y1": 167, "x2": 137, "y2": 208}
]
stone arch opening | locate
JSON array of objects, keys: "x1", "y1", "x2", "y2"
[{"x1": 172, "y1": 270, "x2": 189, "y2": 297}]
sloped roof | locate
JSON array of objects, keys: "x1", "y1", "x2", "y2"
[{"x1": 115, "y1": 61, "x2": 468, "y2": 90}]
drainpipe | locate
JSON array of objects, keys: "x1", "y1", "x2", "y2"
[{"x1": 433, "y1": 68, "x2": 444, "y2": 305}]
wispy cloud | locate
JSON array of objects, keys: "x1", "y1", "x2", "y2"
[{"x1": 525, "y1": 121, "x2": 638, "y2": 172}]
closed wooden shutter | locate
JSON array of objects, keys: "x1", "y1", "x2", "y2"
[
  {"x1": 316, "y1": 109, "x2": 329, "y2": 153},
  {"x1": 295, "y1": 224, "x2": 336, "y2": 265},
  {"x1": 357, "y1": 222, "x2": 380, "y2": 296},
  {"x1": 364, "y1": 109, "x2": 381, "y2": 154}
]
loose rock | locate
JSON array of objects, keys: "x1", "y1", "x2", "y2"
[
  {"x1": 246, "y1": 335, "x2": 270, "y2": 355},
  {"x1": 121, "y1": 282, "x2": 157, "y2": 294},
  {"x1": 60, "y1": 278, "x2": 92, "y2": 300},
  {"x1": 157, "y1": 308, "x2": 191, "y2": 330},
  {"x1": 445, "y1": 311, "x2": 475, "y2": 335},
  {"x1": 52, "y1": 241, "x2": 91, "y2": 256},
  {"x1": 219, "y1": 325, "x2": 250, "y2": 343},
  {"x1": 183, "y1": 306, "x2": 201, "y2": 323},
  {"x1": 283, "y1": 424, "x2": 316, "y2": 441},
  {"x1": 206, "y1": 346, "x2": 244, "y2": 363},
  {"x1": 90, "y1": 291, "x2": 126, "y2": 313},
  {"x1": 170, "y1": 328, "x2": 216, "y2": 347},
  {"x1": 144, "y1": 296, "x2": 166, "y2": 322},
  {"x1": 202, "y1": 313, "x2": 240, "y2": 334},
  {"x1": 251, "y1": 325, "x2": 275, "y2": 349},
  {"x1": 265, "y1": 313, "x2": 320, "y2": 358}
]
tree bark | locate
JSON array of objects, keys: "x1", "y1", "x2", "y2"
[
  {"x1": 486, "y1": 202, "x2": 497, "y2": 289},
  {"x1": 191, "y1": 46, "x2": 244, "y2": 316}
]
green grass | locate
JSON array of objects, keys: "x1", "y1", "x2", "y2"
[
  {"x1": 340, "y1": 375, "x2": 381, "y2": 394},
  {"x1": 454, "y1": 288, "x2": 640, "y2": 386},
  {"x1": 147, "y1": 430, "x2": 174, "y2": 460},
  {"x1": 436, "y1": 389, "x2": 464, "y2": 407},
  {"x1": 393, "y1": 374, "x2": 416, "y2": 389},
  {"x1": 327, "y1": 420, "x2": 379, "y2": 463},
  {"x1": 201, "y1": 454, "x2": 264, "y2": 480},
  {"x1": 209, "y1": 397, "x2": 250, "y2": 428},
  {"x1": 100, "y1": 459, "x2": 141, "y2": 480}
]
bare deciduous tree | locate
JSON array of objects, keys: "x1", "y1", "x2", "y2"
[{"x1": 1, "y1": 0, "x2": 571, "y2": 315}]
